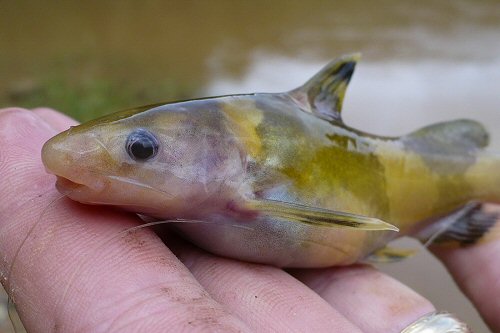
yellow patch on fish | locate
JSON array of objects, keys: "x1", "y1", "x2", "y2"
[
  {"x1": 465, "y1": 155, "x2": 500, "y2": 201},
  {"x1": 221, "y1": 100, "x2": 264, "y2": 158},
  {"x1": 376, "y1": 144, "x2": 440, "y2": 230}
]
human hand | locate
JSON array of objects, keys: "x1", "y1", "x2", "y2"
[{"x1": 0, "y1": 108, "x2": 498, "y2": 332}]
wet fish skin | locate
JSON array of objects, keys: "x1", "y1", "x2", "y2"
[{"x1": 41, "y1": 54, "x2": 500, "y2": 267}]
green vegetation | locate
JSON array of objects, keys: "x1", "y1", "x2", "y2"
[{"x1": 2, "y1": 74, "x2": 197, "y2": 123}]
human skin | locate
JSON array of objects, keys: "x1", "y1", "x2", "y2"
[{"x1": 0, "y1": 107, "x2": 498, "y2": 332}]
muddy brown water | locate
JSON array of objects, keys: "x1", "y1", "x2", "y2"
[{"x1": 1, "y1": 1, "x2": 499, "y2": 332}]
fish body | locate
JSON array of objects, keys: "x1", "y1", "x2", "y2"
[{"x1": 42, "y1": 55, "x2": 500, "y2": 267}]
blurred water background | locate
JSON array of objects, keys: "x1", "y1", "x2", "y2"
[{"x1": 1, "y1": 1, "x2": 499, "y2": 332}]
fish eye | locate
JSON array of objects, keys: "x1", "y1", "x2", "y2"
[{"x1": 126, "y1": 129, "x2": 159, "y2": 161}]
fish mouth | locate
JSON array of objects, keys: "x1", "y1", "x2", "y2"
[
  {"x1": 55, "y1": 176, "x2": 86, "y2": 193},
  {"x1": 54, "y1": 175, "x2": 107, "y2": 195}
]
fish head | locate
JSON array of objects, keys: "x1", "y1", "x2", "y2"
[{"x1": 41, "y1": 102, "x2": 248, "y2": 218}]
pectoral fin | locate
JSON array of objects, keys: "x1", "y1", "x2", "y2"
[{"x1": 246, "y1": 199, "x2": 398, "y2": 231}]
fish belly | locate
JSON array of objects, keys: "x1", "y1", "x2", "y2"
[{"x1": 173, "y1": 215, "x2": 393, "y2": 268}]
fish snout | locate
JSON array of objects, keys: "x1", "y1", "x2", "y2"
[{"x1": 42, "y1": 129, "x2": 108, "y2": 193}]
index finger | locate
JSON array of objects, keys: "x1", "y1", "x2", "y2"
[
  {"x1": 431, "y1": 204, "x2": 500, "y2": 332},
  {"x1": 0, "y1": 108, "x2": 249, "y2": 332}
]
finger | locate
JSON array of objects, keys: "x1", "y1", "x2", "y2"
[
  {"x1": 166, "y1": 235, "x2": 362, "y2": 333},
  {"x1": 32, "y1": 107, "x2": 78, "y2": 131},
  {"x1": 291, "y1": 265, "x2": 435, "y2": 333},
  {"x1": 0, "y1": 108, "x2": 250, "y2": 332},
  {"x1": 431, "y1": 204, "x2": 500, "y2": 332}
]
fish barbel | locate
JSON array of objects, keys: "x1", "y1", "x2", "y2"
[{"x1": 41, "y1": 54, "x2": 500, "y2": 267}]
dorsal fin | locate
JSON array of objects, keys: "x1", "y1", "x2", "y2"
[
  {"x1": 403, "y1": 119, "x2": 490, "y2": 155},
  {"x1": 289, "y1": 53, "x2": 360, "y2": 122}
]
